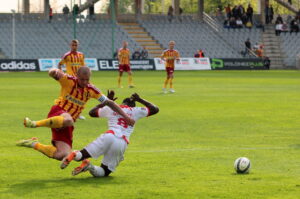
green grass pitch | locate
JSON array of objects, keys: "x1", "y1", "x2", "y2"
[{"x1": 0, "y1": 70, "x2": 299, "y2": 199}]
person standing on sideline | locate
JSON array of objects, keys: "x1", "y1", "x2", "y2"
[
  {"x1": 246, "y1": 4, "x2": 253, "y2": 23},
  {"x1": 60, "y1": 91, "x2": 159, "y2": 177},
  {"x1": 17, "y1": 67, "x2": 135, "y2": 162},
  {"x1": 244, "y1": 38, "x2": 252, "y2": 56},
  {"x1": 140, "y1": 46, "x2": 149, "y2": 59},
  {"x1": 118, "y1": 41, "x2": 134, "y2": 88},
  {"x1": 161, "y1": 41, "x2": 180, "y2": 94},
  {"x1": 58, "y1": 40, "x2": 86, "y2": 119},
  {"x1": 49, "y1": 6, "x2": 53, "y2": 23},
  {"x1": 194, "y1": 49, "x2": 205, "y2": 58},
  {"x1": 63, "y1": 5, "x2": 70, "y2": 22}
]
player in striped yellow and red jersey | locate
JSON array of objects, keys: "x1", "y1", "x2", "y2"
[
  {"x1": 17, "y1": 66, "x2": 135, "y2": 162},
  {"x1": 117, "y1": 41, "x2": 134, "y2": 88},
  {"x1": 161, "y1": 41, "x2": 180, "y2": 93},
  {"x1": 58, "y1": 40, "x2": 85, "y2": 76}
]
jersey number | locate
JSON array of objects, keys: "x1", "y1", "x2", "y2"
[{"x1": 117, "y1": 118, "x2": 128, "y2": 128}]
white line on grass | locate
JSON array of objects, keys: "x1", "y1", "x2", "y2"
[
  {"x1": 128, "y1": 146, "x2": 292, "y2": 153},
  {"x1": 9, "y1": 147, "x2": 294, "y2": 157}
]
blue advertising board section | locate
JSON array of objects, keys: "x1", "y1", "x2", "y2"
[{"x1": 38, "y1": 58, "x2": 98, "y2": 71}]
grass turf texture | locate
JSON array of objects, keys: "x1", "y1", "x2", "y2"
[{"x1": 0, "y1": 70, "x2": 299, "y2": 199}]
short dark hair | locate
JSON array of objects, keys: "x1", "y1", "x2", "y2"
[{"x1": 122, "y1": 98, "x2": 136, "y2": 107}]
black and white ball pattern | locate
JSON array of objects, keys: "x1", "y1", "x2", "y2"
[{"x1": 234, "y1": 157, "x2": 251, "y2": 174}]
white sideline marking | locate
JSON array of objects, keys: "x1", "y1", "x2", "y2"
[
  {"x1": 128, "y1": 146, "x2": 291, "y2": 153},
  {"x1": 12, "y1": 146, "x2": 294, "y2": 157}
]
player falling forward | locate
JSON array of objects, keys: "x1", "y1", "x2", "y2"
[
  {"x1": 161, "y1": 41, "x2": 180, "y2": 94},
  {"x1": 58, "y1": 39, "x2": 86, "y2": 119},
  {"x1": 17, "y1": 67, "x2": 134, "y2": 161},
  {"x1": 60, "y1": 91, "x2": 159, "y2": 177},
  {"x1": 117, "y1": 41, "x2": 134, "y2": 88}
]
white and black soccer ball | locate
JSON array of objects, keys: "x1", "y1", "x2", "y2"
[{"x1": 234, "y1": 157, "x2": 251, "y2": 174}]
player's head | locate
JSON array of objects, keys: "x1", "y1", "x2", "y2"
[
  {"x1": 122, "y1": 41, "x2": 128, "y2": 48},
  {"x1": 77, "y1": 66, "x2": 91, "y2": 88},
  {"x1": 122, "y1": 98, "x2": 136, "y2": 107},
  {"x1": 169, "y1": 41, "x2": 175, "y2": 50},
  {"x1": 70, "y1": 40, "x2": 79, "y2": 52}
]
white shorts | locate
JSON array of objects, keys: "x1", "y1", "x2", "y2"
[{"x1": 84, "y1": 133, "x2": 127, "y2": 172}]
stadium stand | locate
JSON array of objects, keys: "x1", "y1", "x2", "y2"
[
  {"x1": 0, "y1": 14, "x2": 141, "y2": 59},
  {"x1": 139, "y1": 15, "x2": 242, "y2": 58},
  {"x1": 211, "y1": 16, "x2": 263, "y2": 57},
  {"x1": 280, "y1": 33, "x2": 300, "y2": 67}
]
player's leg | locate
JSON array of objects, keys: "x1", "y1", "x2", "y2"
[
  {"x1": 62, "y1": 133, "x2": 113, "y2": 169},
  {"x1": 52, "y1": 140, "x2": 72, "y2": 160},
  {"x1": 77, "y1": 137, "x2": 126, "y2": 177},
  {"x1": 169, "y1": 73, "x2": 175, "y2": 93},
  {"x1": 118, "y1": 70, "x2": 123, "y2": 88},
  {"x1": 24, "y1": 112, "x2": 73, "y2": 129},
  {"x1": 60, "y1": 148, "x2": 91, "y2": 169},
  {"x1": 17, "y1": 137, "x2": 57, "y2": 159},
  {"x1": 163, "y1": 68, "x2": 170, "y2": 93},
  {"x1": 92, "y1": 136, "x2": 127, "y2": 177},
  {"x1": 77, "y1": 163, "x2": 112, "y2": 177},
  {"x1": 127, "y1": 70, "x2": 134, "y2": 88},
  {"x1": 71, "y1": 133, "x2": 118, "y2": 177}
]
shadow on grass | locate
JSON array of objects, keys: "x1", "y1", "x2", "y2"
[{"x1": 3, "y1": 176, "x2": 120, "y2": 197}]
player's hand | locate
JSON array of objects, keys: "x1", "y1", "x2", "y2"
[
  {"x1": 125, "y1": 117, "x2": 135, "y2": 126},
  {"x1": 131, "y1": 93, "x2": 141, "y2": 101},
  {"x1": 107, "y1": 90, "x2": 118, "y2": 101},
  {"x1": 49, "y1": 68, "x2": 63, "y2": 80}
]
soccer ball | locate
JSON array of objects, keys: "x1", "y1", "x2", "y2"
[{"x1": 234, "y1": 157, "x2": 251, "y2": 174}]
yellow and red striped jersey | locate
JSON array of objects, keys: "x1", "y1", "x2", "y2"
[
  {"x1": 59, "y1": 51, "x2": 85, "y2": 76},
  {"x1": 161, "y1": 49, "x2": 180, "y2": 68},
  {"x1": 118, "y1": 48, "x2": 130, "y2": 65},
  {"x1": 54, "y1": 74, "x2": 107, "y2": 120}
]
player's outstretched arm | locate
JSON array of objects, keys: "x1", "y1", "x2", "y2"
[
  {"x1": 89, "y1": 90, "x2": 118, "y2": 117},
  {"x1": 89, "y1": 104, "x2": 105, "y2": 117},
  {"x1": 131, "y1": 93, "x2": 159, "y2": 116},
  {"x1": 48, "y1": 68, "x2": 64, "y2": 80}
]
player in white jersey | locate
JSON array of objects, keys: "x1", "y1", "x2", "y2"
[{"x1": 60, "y1": 90, "x2": 159, "y2": 177}]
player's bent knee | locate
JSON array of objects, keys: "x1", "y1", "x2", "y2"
[
  {"x1": 63, "y1": 117, "x2": 74, "y2": 127},
  {"x1": 53, "y1": 151, "x2": 69, "y2": 160}
]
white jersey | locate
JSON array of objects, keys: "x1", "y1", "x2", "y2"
[{"x1": 97, "y1": 105, "x2": 149, "y2": 141}]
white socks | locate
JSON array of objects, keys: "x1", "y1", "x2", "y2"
[
  {"x1": 72, "y1": 151, "x2": 105, "y2": 177},
  {"x1": 74, "y1": 151, "x2": 83, "y2": 161},
  {"x1": 89, "y1": 165, "x2": 105, "y2": 177}
]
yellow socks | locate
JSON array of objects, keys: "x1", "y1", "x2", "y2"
[
  {"x1": 128, "y1": 74, "x2": 133, "y2": 86},
  {"x1": 164, "y1": 78, "x2": 169, "y2": 88},
  {"x1": 170, "y1": 78, "x2": 173, "y2": 89},
  {"x1": 34, "y1": 143, "x2": 57, "y2": 158},
  {"x1": 118, "y1": 76, "x2": 122, "y2": 87},
  {"x1": 36, "y1": 116, "x2": 64, "y2": 128}
]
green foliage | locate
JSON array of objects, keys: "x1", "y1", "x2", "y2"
[
  {"x1": 118, "y1": 0, "x2": 135, "y2": 14},
  {"x1": 140, "y1": 0, "x2": 298, "y2": 14},
  {"x1": 0, "y1": 71, "x2": 300, "y2": 199}
]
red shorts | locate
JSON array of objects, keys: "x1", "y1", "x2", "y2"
[
  {"x1": 166, "y1": 67, "x2": 174, "y2": 76},
  {"x1": 119, "y1": 64, "x2": 131, "y2": 72},
  {"x1": 47, "y1": 105, "x2": 74, "y2": 148}
]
